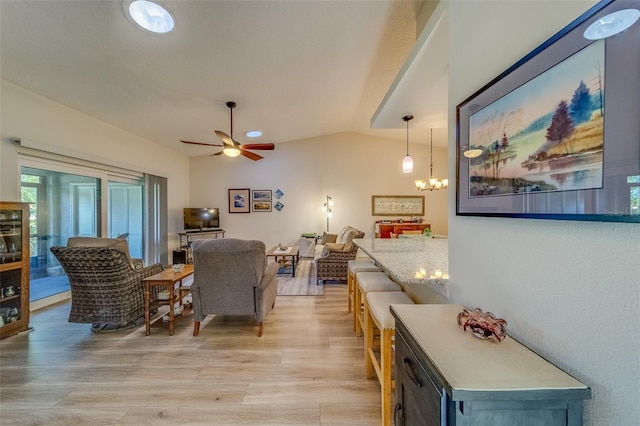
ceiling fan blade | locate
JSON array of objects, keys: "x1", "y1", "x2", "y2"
[
  {"x1": 240, "y1": 143, "x2": 275, "y2": 151},
  {"x1": 215, "y1": 130, "x2": 236, "y2": 147},
  {"x1": 181, "y1": 139, "x2": 223, "y2": 147},
  {"x1": 210, "y1": 150, "x2": 224, "y2": 156},
  {"x1": 240, "y1": 150, "x2": 263, "y2": 161}
]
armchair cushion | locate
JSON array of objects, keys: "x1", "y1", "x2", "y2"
[
  {"x1": 66, "y1": 236, "x2": 142, "y2": 269},
  {"x1": 321, "y1": 242, "x2": 345, "y2": 257}
]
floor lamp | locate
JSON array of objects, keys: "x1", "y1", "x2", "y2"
[{"x1": 321, "y1": 195, "x2": 333, "y2": 232}]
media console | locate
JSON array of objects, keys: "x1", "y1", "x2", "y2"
[{"x1": 176, "y1": 229, "x2": 225, "y2": 263}]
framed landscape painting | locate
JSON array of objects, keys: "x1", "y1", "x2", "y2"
[
  {"x1": 371, "y1": 195, "x2": 424, "y2": 216},
  {"x1": 253, "y1": 201, "x2": 272, "y2": 212},
  {"x1": 456, "y1": 0, "x2": 640, "y2": 223}
]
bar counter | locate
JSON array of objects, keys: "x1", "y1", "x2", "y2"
[{"x1": 353, "y1": 237, "x2": 449, "y2": 287}]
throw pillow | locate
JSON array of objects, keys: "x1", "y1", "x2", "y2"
[
  {"x1": 339, "y1": 228, "x2": 358, "y2": 244},
  {"x1": 67, "y1": 236, "x2": 133, "y2": 265},
  {"x1": 320, "y1": 232, "x2": 337, "y2": 245}
]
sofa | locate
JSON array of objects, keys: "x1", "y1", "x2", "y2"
[{"x1": 313, "y1": 226, "x2": 365, "y2": 285}]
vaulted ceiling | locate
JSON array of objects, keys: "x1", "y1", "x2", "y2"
[{"x1": 0, "y1": 0, "x2": 448, "y2": 156}]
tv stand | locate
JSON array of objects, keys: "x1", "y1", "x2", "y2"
[{"x1": 177, "y1": 229, "x2": 226, "y2": 263}]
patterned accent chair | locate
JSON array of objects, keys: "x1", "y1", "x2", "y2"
[
  {"x1": 191, "y1": 238, "x2": 279, "y2": 337},
  {"x1": 50, "y1": 239, "x2": 163, "y2": 332},
  {"x1": 314, "y1": 226, "x2": 365, "y2": 285}
]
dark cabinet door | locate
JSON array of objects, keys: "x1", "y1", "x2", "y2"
[{"x1": 395, "y1": 330, "x2": 443, "y2": 426}]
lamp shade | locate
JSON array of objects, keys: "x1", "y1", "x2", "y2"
[{"x1": 402, "y1": 155, "x2": 414, "y2": 173}]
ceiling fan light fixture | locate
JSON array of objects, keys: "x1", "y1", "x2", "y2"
[
  {"x1": 246, "y1": 130, "x2": 262, "y2": 138},
  {"x1": 223, "y1": 147, "x2": 241, "y2": 157},
  {"x1": 125, "y1": 0, "x2": 175, "y2": 34}
]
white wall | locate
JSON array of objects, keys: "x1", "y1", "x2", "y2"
[
  {"x1": 0, "y1": 81, "x2": 190, "y2": 252},
  {"x1": 448, "y1": 2, "x2": 640, "y2": 425},
  {"x1": 188, "y1": 131, "x2": 449, "y2": 248}
]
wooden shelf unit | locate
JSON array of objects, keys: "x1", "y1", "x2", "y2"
[{"x1": 0, "y1": 202, "x2": 31, "y2": 339}]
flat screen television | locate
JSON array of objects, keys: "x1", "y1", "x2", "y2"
[{"x1": 183, "y1": 208, "x2": 220, "y2": 231}]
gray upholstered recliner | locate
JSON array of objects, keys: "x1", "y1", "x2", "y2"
[
  {"x1": 50, "y1": 238, "x2": 163, "y2": 331},
  {"x1": 191, "y1": 238, "x2": 279, "y2": 337}
]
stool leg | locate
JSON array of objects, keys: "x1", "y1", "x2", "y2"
[
  {"x1": 347, "y1": 271, "x2": 353, "y2": 313},
  {"x1": 381, "y1": 328, "x2": 393, "y2": 426},
  {"x1": 364, "y1": 300, "x2": 374, "y2": 379},
  {"x1": 354, "y1": 284, "x2": 362, "y2": 337}
]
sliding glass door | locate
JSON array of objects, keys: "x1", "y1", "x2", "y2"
[
  {"x1": 19, "y1": 157, "x2": 166, "y2": 306},
  {"x1": 21, "y1": 168, "x2": 146, "y2": 302}
]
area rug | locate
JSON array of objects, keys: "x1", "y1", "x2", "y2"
[{"x1": 277, "y1": 259, "x2": 324, "y2": 296}]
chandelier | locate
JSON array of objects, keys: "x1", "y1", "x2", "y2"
[{"x1": 415, "y1": 129, "x2": 448, "y2": 191}]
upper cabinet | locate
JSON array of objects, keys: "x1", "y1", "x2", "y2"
[{"x1": 0, "y1": 201, "x2": 31, "y2": 338}]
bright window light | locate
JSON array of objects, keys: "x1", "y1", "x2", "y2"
[
  {"x1": 126, "y1": 0, "x2": 175, "y2": 34},
  {"x1": 246, "y1": 130, "x2": 262, "y2": 138}
]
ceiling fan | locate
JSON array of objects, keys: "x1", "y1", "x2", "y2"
[{"x1": 180, "y1": 101, "x2": 275, "y2": 161}]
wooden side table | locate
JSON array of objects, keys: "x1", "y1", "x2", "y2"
[
  {"x1": 143, "y1": 264, "x2": 194, "y2": 336},
  {"x1": 266, "y1": 246, "x2": 299, "y2": 277}
]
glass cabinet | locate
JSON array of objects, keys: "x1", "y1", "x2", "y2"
[{"x1": 0, "y1": 201, "x2": 30, "y2": 338}]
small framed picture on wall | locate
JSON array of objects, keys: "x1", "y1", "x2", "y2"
[
  {"x1": 253, "y1": 201, "x2": 272, "y2": 212},
  {"x1": 252, "y1": 190, "x2": 272, "y2": 201}
]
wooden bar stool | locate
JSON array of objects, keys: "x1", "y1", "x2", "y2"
[
  {"x1": 347, "y1": 260, "x2": 381, "y2": 313},
  {"x1": 364, "y1": 291, "x2": 415, "y2": 426},
  {"x1": 354, "y1": 271, "x2": 400, "y2": 337}
]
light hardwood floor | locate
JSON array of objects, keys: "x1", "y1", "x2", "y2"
[{"x1": 0, "y1": 285, "x2": 383, "y2": 425}]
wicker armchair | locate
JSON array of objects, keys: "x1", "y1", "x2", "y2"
[
  {"x1": 314, "y1": 226, "x2": 365, "y2": 285},
  {"x1": 50, "y1": 245, "x2": 163, "y2": 331}
]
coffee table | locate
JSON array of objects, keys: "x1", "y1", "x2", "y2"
[
  {"x1": 143, "y1": 264, "x2": 193, "y2": 336},
  {"x1": 266, "y1": 245, "x2": 299, "y2": 277}
]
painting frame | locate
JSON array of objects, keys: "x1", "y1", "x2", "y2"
[
  {"x1": 252, "y1": 190, "x2": 272, "y2": 201},
  {"x1": 456, "y1": 0, "x2": 639, "y2": 223},
  {"x1": 228, "y1": 188, "x2": 250, "y2": 213},
  {"x1": 372, "y1": 195, "x2": 424, "y2": 216},
  {"x1": 252, "y1": 201, "x2": 272, "y2": 212}
]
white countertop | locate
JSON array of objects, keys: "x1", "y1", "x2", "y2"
[
  {"x1": 391, "y1": 304, "x2": 589, "y2": 392},
  {"x1": 354, "y1": 238, "x2": 449, "y2": 286}
]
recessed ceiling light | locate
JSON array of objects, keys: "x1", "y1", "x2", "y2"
[
  {"x1": 246, "y1": 130, "x2": 262, "y2": 138},
  {"x1": 125, "y1": 0, "x2": 175, "y2": 34},
  {"x1": 583, "y1": 8, "x2": 640, "y2": 40}
]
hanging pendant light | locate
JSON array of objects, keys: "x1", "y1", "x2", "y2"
[
  {"x1": 415, "y1": 128, "x2": 448, "y2": 191},
  {"x1": 402, "y1": 115, "x2": 414, "y2": 173}
]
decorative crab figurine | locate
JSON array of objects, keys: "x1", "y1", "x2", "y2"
[{"x1": 457, "y1": 307, "x2": 507, "y2": 342}]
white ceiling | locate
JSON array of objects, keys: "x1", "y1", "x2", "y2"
[{"x1": 0, "y1": 0, "x2": 449, "y2": 156}]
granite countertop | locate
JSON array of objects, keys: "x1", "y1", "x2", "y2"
[{"x1": 353, "y1": 238, "x2": 449, "y2": 286}]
